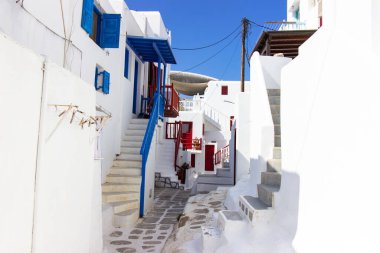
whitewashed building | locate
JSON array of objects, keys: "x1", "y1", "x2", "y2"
[{"x1": 0, "y1": 0, "x2": 177, "y2": 252}]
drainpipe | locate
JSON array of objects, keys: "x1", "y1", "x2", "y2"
[{"x1": 31, "y1": 59, "x2": 48, "y2": 253}]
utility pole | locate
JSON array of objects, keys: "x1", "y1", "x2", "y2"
[{"x1": 241, "y1": 17, "x2": 248, "y2": 92}]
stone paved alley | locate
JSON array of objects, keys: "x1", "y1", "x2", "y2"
[{"x1": 104, "y1": 188, "x2": 191, "y2": 253}]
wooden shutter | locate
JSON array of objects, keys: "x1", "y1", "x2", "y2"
[
  {"x1": 81, "y1": 0, "x2": 94, "y2": 34},
  {"x1": 221, "y1": 86, "x2": 228, "y2": 95},
  {"x1": 102, "y1": 71, "x2": 110, "y2": 94},
  {"x1": 99, "y1": 14, "x2": 121, "y2": 48},
  {"x1": 191, "y1": 154, "x2": 195, "y2": 167}
]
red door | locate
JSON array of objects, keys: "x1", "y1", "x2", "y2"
[
  {"x1": 205, "y1": 145, "x2": 215, "y2": 171},
  {"x1": 181, "y1": 122, "x2": 193, "y2": 150}
]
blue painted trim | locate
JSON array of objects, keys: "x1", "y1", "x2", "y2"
[{"x1": 133, "y1": 60, "x2": 139, "y2": 114}]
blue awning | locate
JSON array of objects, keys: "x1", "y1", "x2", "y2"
[{"x1": 126, "y1": 36, "x2": 177, "y2": 64}]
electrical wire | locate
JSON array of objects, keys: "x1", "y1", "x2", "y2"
[
  {"x1": 172, "y1": 24, "x2": 241, "y2": 51},
  {"x1": 172, "y1": 31, "x2": 241, "y2": 75},
  {"x1": 247, "y1": 19, "x2": 276, "y2": 31},
  {"x1": 220, "y1": 38, "x2": 239, "y2": 80}
]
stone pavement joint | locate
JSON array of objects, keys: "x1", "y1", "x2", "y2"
[{"x1": 104, "y1": 188, "x2": 190, "y2": 253}]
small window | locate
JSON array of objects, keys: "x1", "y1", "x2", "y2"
[
  {"x1": 81, "y1": 0, "x2": 121, "y2": 48},
  {"x1": 221, "y1": 86, "x2": 228, "y2": 95},
  {"x1": 94, "y1": 66, "x2": 110, "y2": 94},
  {"x1": 124, "y1": 48, "x2": 130, "y2": 79}
]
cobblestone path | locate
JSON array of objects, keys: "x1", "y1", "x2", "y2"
[{"x1": 104, "y1": 188, "x2": 191, "y2": 253}]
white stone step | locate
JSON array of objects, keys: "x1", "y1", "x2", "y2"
[
  {"x1": 110, "y1": 200, "x2": 139, "y2": 214},
  {"x1": 197, "y1": 175, "x2": 234, "y2": 185},
  {"x1": 267, "y1": 159, "x2": 281, "y2": 172},
  {"x1": 102, "y1": 183, "x2": 140, "y2": 193},
  {"x1": 110, "y1": 168, "x2": 141, "y2": 176},
  {"x1": 114, "y1": 160, "x2": 141, "y2": 168},
  {"x1": 117, "y1": 154, "x2": 142, "y2": 161},
  {"x1": 267, "y1": 89, "x2": 281, "y2": 96},
  {"x1": 102, "y1": 191, "x2": 140, "y2": 203},
  {"x1": 273, "y1": 147, "x2": 281, "y2": 159},
  {"x1": 121, "y1": 141, "x2": 142, "y2": 148},
  {"x1": 274, "y1": 124, "x2": 281, "y2": 135},
  {"x1": 270, "y1": 105, "x2": 280, "y2": 114},
  {"x1": 124, "y1": 135, "x2": 144, "y2": 142},
  {"x1": 272, "y1": 113, "x2": 280, "y2": 124},
  {"x1": 113, "y1": 208, "x2": 139, "y2": 227},
  {"x1": 257, "y1": 184, "x2": 280, "y2": 207},
  {"x1": 106, "y1": 175, "x2": 141, "y2": 184},
  {"x1": 239, "y1": 195, "x2": 274, "y2": 225},
  {"x1": 120, "y1": 147, "x2": 140, "y2": 154},
  {"x1": 275, "y1": 135, "x2": 281, "y2": 147},
  {"x1": 261, "y1": 172, "x2": 281, "y2": 187},
  {"x1": 130, "y1": 118, "x2": 149, "y2": 124},
  {"x1": 128, "y1": 124, "x2": 147, "y2": 130},
  {"x1": 269, "y1": 96, "x2": 280, "y2": 105},
  {"x1": 125, "y1": 129, "x2": 146, "y2": 136}
]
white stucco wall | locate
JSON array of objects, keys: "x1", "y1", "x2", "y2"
[
  {"x1": 0, "y1": 33, "x2": 101, "y2": 253},
  {"x1": 280, "y1": 1, "x2": 380, "y2": 251},
  {"x1": 0, "y1": 32, "x2": 44, "y2": 253}
]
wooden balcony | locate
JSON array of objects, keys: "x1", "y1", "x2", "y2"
[{"x1": 163, "y1": 84, "x2": 179, "y2": 118}]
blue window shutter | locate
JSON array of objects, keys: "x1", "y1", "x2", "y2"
[
  {"x1": 99, "y1": 14, "x2": 121, "y2": 48},
  {"x1": 124, "y1": 48, "x2": 129, "y2": 79},
  {"x1": 81, "y1": 0, "x2": 94, "y2": 35},
  {"x1": 94, "y1": 67, "x2": 100, "y2": 90},
  {"x1": 102, "y1": 71, "x2": 110, "y2": 94}
]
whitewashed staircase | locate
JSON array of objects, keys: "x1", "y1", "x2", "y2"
[
  {"x1": 102, "y1": 118, "x2": 148, "y2": 227},
  {"x1": 239, "y1": 89, "x2": 282, "y2": 224}
]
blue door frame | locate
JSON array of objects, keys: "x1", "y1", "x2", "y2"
[{"x1": 133, "y1": 60, "x2": 139, "y2": 114}]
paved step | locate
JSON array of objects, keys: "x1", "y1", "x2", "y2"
[
  {"x1": 120, "y1": 147, "x2": 140, "y2": 154},
  {"x1": 114, "y1": 160, "x2": 142, "y2": 168},
  {"x1": 197, "y1": 175, "x2": 234, "y2": 185},
  {"x1": 268, "y1": 96, "x2": 280, "y2": 105},
  {"x1": 113, "y1": 208, "x2": 139, "y2": 227},
  {"x1": 121, "y1": 141, "x2": 143, "y2": 148},
  {"x1": 106, "y1": 175, "x2": 141, "y2": 184},
  {"x1": 128, "y1": 124, "x2": 147, "y2": 130},
  {"x1": 239, "y1": 195, "x2": 274, "y2": 224},
  {"x1": 110, "y1": 200, "x2": 139, "y2": 214},
  {"x1": 110, "y1": 168, "x2": 141, "y2": 176},
  {"x1": 130, "y1": 118, "x2": 149, "y2": 124},
  {"x1": 274, "y1": 125, "x2": 281, "y2": 135},
  {"x1": 267, "y1": 159, "x2": 281, "y2": 172},
  {"x1": 102, "y1": 191, "x2": 140, "y2": 203},
  {"x1": 125, "y1": 129, "x2": 146, "y2": 136},
  {"x1": 272, "y1": 114, "x2": 280, "y2": 124},
  {"x1": 273, "y1": 147, "x2": 281, "y2": 159},
  {"x1": 258, "y1": 184, "x2": 280, "y2": 207},
  {"x1": 261, "y1": 172, "x2": 281, "y2": 187},
  {"x1": 270, "y1": 105, "x2": 280, "y2": 114},
  {"x1": 102, "y1": 183, "x2": 141, "y2": 193},
  {"x1": 267, "y1": 89, "x2": 281, "y2": 96},
  {"x1": 124, "y1": 135, "x2": 144, "y2": 142},
  {"x1": 117, "y1": 154, "x2": 142, "y2": 161},
  {"x1": 275, "y1": 135, "x2": 281, "y2": 147}
]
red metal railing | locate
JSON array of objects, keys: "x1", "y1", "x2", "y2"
[
  {"x1": 163, "y1": 84, "x2": 179, "y2": 116},
  {"x1": 215, "y1": 145, "x2": 230, "y2": 165},
  {"x1": 174, "y1": 122, "x2": 182, "y2": 168}
]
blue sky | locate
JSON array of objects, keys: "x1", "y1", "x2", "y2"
[{"x1": 126, "y1": 0, "x2": 286, "y2": 81}]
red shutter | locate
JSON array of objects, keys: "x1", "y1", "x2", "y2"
[{"x1": 191, "y1": 154, "x2": 195, "y2": 167}]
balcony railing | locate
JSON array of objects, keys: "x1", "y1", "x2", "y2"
[
  {"x1": 215, "y1": 145, "x2": 230, "y2": 165},
  {"x1": 265, "y1": 21, "x2": 307, "y2": 31},
  {"x1": 163, "y1": 84, "x2": 179, "y2": 117}
]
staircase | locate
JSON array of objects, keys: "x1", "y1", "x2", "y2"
[
  {"x1": 239, "y1": 89, "x2": 282, "y2": 224},
  {"x1": 102, "y1": 118, "x2": 148, "y2": 227}
]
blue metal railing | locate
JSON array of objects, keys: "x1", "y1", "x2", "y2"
[{"x1": 139, "y1": 91, "x2": 164, "y2": 217}]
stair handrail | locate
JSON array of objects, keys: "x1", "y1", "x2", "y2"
[
  {"x1": 203, "y1": 102, "x2": 230, "y2": 130},
  {"x1": 139, "y1": 92, "x2": 163, "y2": 217}
]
